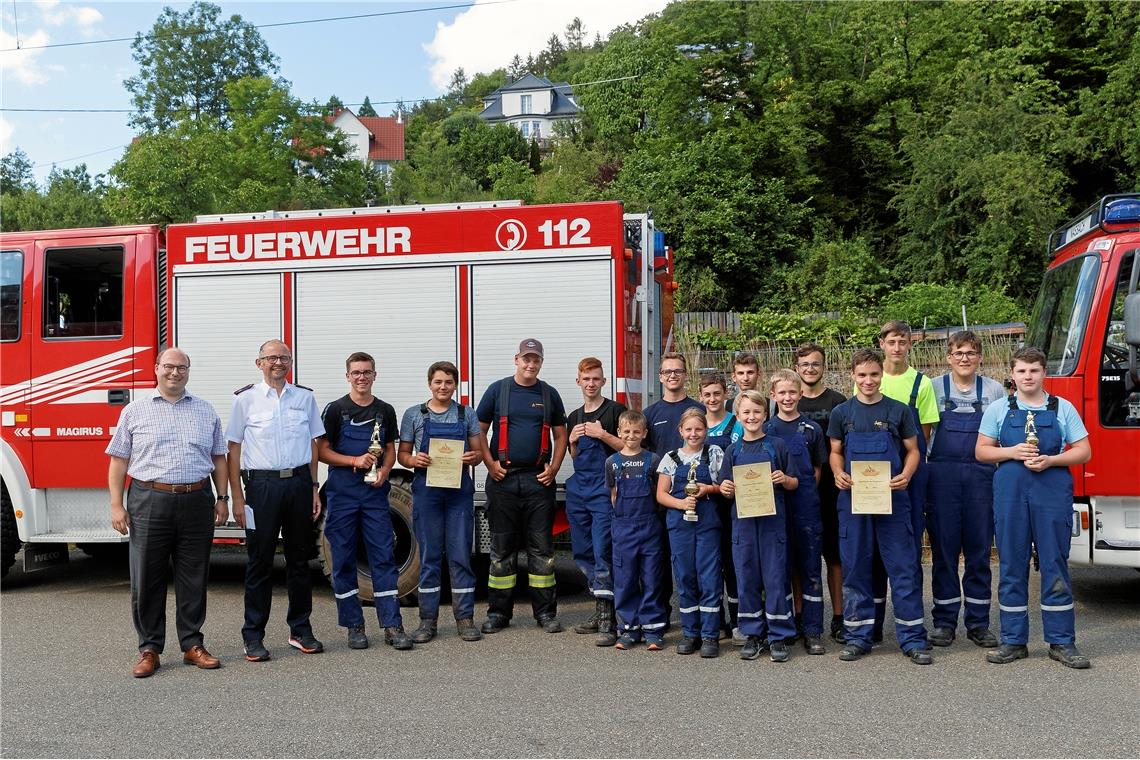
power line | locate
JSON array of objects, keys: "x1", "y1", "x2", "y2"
[
  {"x1": 30, "y1": 144, "x2": 128, "y2": 169},
  {"x1": 0, "y1": 1, "x2": 517, "y2": 53}
]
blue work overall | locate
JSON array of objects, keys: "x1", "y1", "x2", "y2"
[
  {"x1": 324, "y1": 415, "x2": 401, "y2": 629},
  {"x1": 666, "y1": 448, "x2": 723, "y2": 641},
  {"x1": 838, "y1": 427, "x2": 927, "y2": 653},
  {"x1": 994, "y1": 396, "x2": 1076, "y2": 645},
  {"x1": 730, "y1": 439, "x2": 796, "y2": 643},
  {"x1": 778, "y1": 424, "x2": 824, "y2": 638},
  {"x1": 927, "y1": 376, "x2": 993, "y2": 632},
  {"x1": 565, "y1": 433, "x2": 614, "y2": 600},
  {"x1": 707, "y1": 418, "x2": 739, "y2": 632},
  {"x1": 411, "y1": 406, "x2": 477, "y2": 622},
  {"x1": 611, "y1": 453, "x2": 666, "y2": 638}
]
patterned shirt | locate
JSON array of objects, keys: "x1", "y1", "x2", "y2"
[
  {"x1": 225, "y1": 382, "x2": 324, "y2": 470},
  {"x1": 105, "y1": 390, "x2": 226, "y2": 483}
]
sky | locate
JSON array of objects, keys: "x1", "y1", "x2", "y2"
[{"x1": 0, "y1": 0, "x2": 667, "y2": 184}]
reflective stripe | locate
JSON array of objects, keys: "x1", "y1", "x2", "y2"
[
  {"x1": 374, "y1": 589, "x2": 398, "y2": 598},
  {"x1": 964, "y1": 596, "x2": 991, "y2": 605},
  {"x1": 999, "y1": 603, "x2": 1029, "y2": 612},
  {"x1": 642, "y1": 622, "x2": 666, "y2": 630},
  {"x1": 334, "y1": 589, "x2": 359, "y2": 600},
  {"x1": 766, "y1": 611, "x2": 793, "y2": 620},
  {"x1": 895, "y1": 616, "x2": 924, "y2": 627},
  {"x1": 845, "y1": 618, "x2": 876, "y2": 627},
  {"x1": 737, "y1": 610, "x2": 763, "y2": 619},
  {"x1": 593, "y1": 589, "x2": 615, "y2": 598},
  {"x1": 678, "y1": 605, "x2": 699, "y2": 613},
  {"x1": 725, "y1": 595, "x2": 739, "y2": 603},
  {"x1": 418, "y1": 586, "x2": 441, "y2": 594},
  {"x1": 802, "y1": 594, "x2": 824, "y2": 602},
  {"x1": 621, "y1": 624, "x2": 642, "y2": 631},
  {"x1": 933, "y1": 596, "x2": 962, "y2": 606},
  {"x1": 873, "y1": 597, "x2": 886, "y2": 604},
  {"x1": 528, "y1": 573, "x2": 556, "y2": 588},
  {"x1": 785, "y1": 593, "x2": 794, "y2": 601},
  {"x1": 1041, "y1": 603, "x2": 1074, "y2": 612},
  {"x1": 698, "y1": 605, "x2": 720, "y2": 613},
  {"x1": 488, "y1": 574, "x2": 517, "y2": 590},
  {"x1": 450, "y1": 587, "x2": 475, "y2": 595}
]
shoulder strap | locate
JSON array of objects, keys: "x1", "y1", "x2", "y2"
[
  {"x1": 1008, "y1": 395, "x2": 1018, "y2": 411},
  {"x1": 668, "y1": 449, "x2": 682, "y2": 466},
  {"x1": 942, "y1": 375, "x2": 955, "y2": 411},
  {"x1": 700, "y1": 444, "x2": 710, "y2": 465},
  {"x1": 973, "y1": 376, "x2": 984, "y2": 413},
  {"x1": 723, "y1": 413, "x2": 736, "y2": 432},
  {"x1": 458, "y1": 403, "x2": 466, "y2": 419},
  {"x1": 761, "y1": 438, "x2": 777, "y2": 462},
  {"x1": 497, "y1": 380, "x2": 511, "y2": 464},
  {"x1": 420, "y1": 403, "x2": 429, "y2": 416},
  {"x1": 233, "y1": 383, "x2": 254, "y2": 395},
  {"x1": 1047, "y1": 395, "x2": 1059, "y2": 412},
  {"x1": 909, "y1": 372, "x2": 923, "y2": 408},
  {"x1": 538, "y1": 381, "x2": 552, "y2": 465}
]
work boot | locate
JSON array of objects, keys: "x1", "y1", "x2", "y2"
[
  {"x1": 966, "y1": 627, "x2": 999, "y2": 648},
  {"x1": 906, "y1": 648, "x2": 934, "y2": 665},
  {"x1": 456, "y1": 619, "x2": 483, "y2": 642},
  {"x1": 699, "y1": 639, "x2": 720, "y2": 658},
  {"x1": 830, "y1": 615, "x2": 846, "y2": 643},
  {"x1": 770, "y1": 640, "x2": 789, "y2": 663},
  {"x1": 803, "y1": 635, "x2": 826, "y2": 655},
  {"x1": 411, "y1": 619, "x2": 437, "y2": 644},
  {"x1": 537, "y1": 615, "x2": 564, "y2": 633},
  {"x1": 595, "y1": 599, "x2": 617, "y2": 648},
  {"x1": 839, "y1": 645, "x2": 868, "y2": 662},
  {"x1": 384, "y1": 626, "x2": 414, "y2": 650},
  {"x1": 675, "y1": 636, "x2": 698, "y2": 655},
  {"x1": 986, "y1": 643, "x2": 1029, "y2": 664},
  {"x1": 346, "y1": 625, "x2": 369, "y2": 650},
  {"x1": 574, "y1": 607, "x2": 600, "y2": 634},
  {"x1": 929, "y1": 626, "x2": 955, "y2": 647},
  {"x1": 481, "y1": 616, "x2": 510, "y2": 634},
  {"x1": 740, "y1": 636, "x2": 767, "y2": 661},
  {"x1": 1049, "y1": 643, "x2": 1091, "y2": 669}
]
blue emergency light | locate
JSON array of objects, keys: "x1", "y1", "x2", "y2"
[{"x1": 1105, "y1": 198, "x2": 1140, "y2": 224}]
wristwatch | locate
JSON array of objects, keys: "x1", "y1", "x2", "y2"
[{"x1": 217, "y1": 494, "x2": 230, "y2": 502}]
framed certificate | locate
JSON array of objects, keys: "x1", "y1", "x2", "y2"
[
  {"x1": 426, "y1": 438, "x2": 464, "y2": 489},
  {"x1": 851, "y1": 461, "x2": 892, "y2": 514},
  {"x1": 732, "y1": 463, "x2": 776, "y2": 518}
]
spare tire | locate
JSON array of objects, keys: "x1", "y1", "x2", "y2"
[{"x1": 318, "y1": 475, "x2": 420, "y2": 601}]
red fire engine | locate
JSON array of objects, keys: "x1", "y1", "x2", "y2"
[
  {"x1": 0, "y1": 200, "x2": 676, "y2": 592},
  {"x1": 1029, "y1": 194, "x2": 1140, "y2": 567}
]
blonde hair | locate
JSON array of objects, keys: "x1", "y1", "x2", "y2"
[
  {"x1": 678, "y1": 407, "x2": 708, "y2": 429},
  {"x1": 734, "y1": 389, "x2": 769, "y2": 417},
  {"x1": 769, "y1": 368, "x2": 801, "y2": 391}
]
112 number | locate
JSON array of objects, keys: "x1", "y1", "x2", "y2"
[{"x1": 538, "y1": 218, "x2": 591, "y2": 246}]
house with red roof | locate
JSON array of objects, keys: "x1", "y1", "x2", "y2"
[{"x1": 329, "y1": 109, "x2": 405, "y2": 177}]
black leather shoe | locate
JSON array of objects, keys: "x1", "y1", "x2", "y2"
[
  {"x1": 839, "y1": 645, "x2": 868, "y2": 662},
  {"x1": 480, "y1": 616, "x2": 510, "y2": 634},
  {"x1": 346, "y1": 625, "x2": 369, "y2": 650},
  {"x1": 803, "y1": 635, "x2": 826, "y2": 655},
  {"x1": 675, "y1": 636, "x2": 698, "y2": 655},
  {"x1": 456, "y1": 619, "x2": 483, "y2": 642},
  {"x1": 384, "y1": 626, "x2": 414, "y2": 650},
  {"x1": 537, "y1": 616, "x2": 564, "y2": 633},
  {"x1": 967, "y1": 627, "x2": 999, "y2": 648},
  {"x1": 986, "y1": 643, "x2": 1029, "y2": 664},
  {"x1": 740, "y1": 636, "x2": 767, "y2": 660},
  {"x1": 699, "y1": 639, "x2": 720, "y2": 658},
  {"x1": 929, "y1": 626, "x2": 955, "y2": 647},
  {"x1": 769, "y1": 640, "x2": 789, "y2": 663},
  {"x1": 411, "y1": 619, "x2": 437, "y2": 644},
  {"x1": 1049, "y1": 643, "x2": 1090, "y2": 669},
  {"x1": 906, "y1": 648, "x2": 933, "y2": 665}
]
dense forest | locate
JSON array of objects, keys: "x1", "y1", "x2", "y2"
[{"x1": 2, "y1": 1, "x2": 1137, "y2": 334}]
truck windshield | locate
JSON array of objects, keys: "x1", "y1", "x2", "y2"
[{"x1": 1026, "y1": 254, "x2": 1100, "y2": 376}]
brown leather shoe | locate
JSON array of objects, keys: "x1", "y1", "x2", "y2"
[
  {"x1": 182, "y1": 644, "x2": 221, "y2": 669},
  {"x1": 132, "y1": 650, "x2": 160, "y2": 678}
]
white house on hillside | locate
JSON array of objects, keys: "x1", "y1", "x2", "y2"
[
  {"x1": 329, "y1": 109, "x2": 406, "y2": 177},
  {"x1": 478, "y1": 73, "x2": 580, "y2": 143}
]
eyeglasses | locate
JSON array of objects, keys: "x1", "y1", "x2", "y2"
[
  {"x1": 796, "y1": 362, "x2": 823, "y2": 369},
  {"x1": 348, "y1": 370, "x2": 375, "y2": 379},
  {"x1": 258, "y1": 355, "x2": 293, "y2": 364},
  {"x1": 950, "y1": 351, "x2": 980, "y2": 361},
  {"x1": 159, "y1": 363, "x2": 189, "y2": 373},
  {"x1": 660, "y1": 369, "x2": 686, "y2": 377}
]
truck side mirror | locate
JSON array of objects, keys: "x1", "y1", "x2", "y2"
[{"x1": 1125, "y1": 292, "x2": 1140, "y2": 347}]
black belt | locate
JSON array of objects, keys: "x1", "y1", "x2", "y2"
[{"x1": 241, "y1": 465, "x2": 309, "y2": 480}]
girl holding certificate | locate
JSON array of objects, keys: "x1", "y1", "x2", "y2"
[{"x1": 718, "y1": 390, "x2": 799, "y2": 663}]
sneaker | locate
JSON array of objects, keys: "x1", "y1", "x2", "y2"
[
  {"x1": 411, "y1": 619, "x2": 437, "y2": 644},
  {"x1": 699, "y1": 639, "x2": 720, "y2": 658},
  {"x1": 645, "y1": 636, "x2": 663, "y2": 651},
  {"x1": 829, "y1": 615, "x2": 846, "y2": 643},
  {"x1": 615, "y1": 633, "x2": 639, "y2": 650},
  {"x1": 574, "y1": 612, "x2": 600, "y2": 634},
  {"x1": 287, "y1": 634, "x2": 324, "y2": 654},
  {"x1": 537, "y1": 616, "x2": 564, "y2": 634},
  {"x1": 1048, "y1": 643, "x2": 1090, "y2": 670},
  {"x1": 243, "y1": 640, "x2": 270, "y2": 662},
  {"x1": 906, "y1": 648, "x2": 933, "y2": 665},
  {"x1": 456, "y1": 618, "x2": 483, "y2": 642},
  {"x1": 740, "y1": 636, "x2": 767, "y2": 660},
  {"x1": 346, "y1": 625, "x2": 369, "y2": 650},
  {"x1": 770, "y1": 640, "x2": 789, "y2": 663},
  {"x1": 929, "y1": 626, "x2": 955, "y2": 647},
  {"x1": 675, "y1": 636, "x2": 698, "y2": 655},
  {"x1": 839, "y1": 645, "x2": 868, "y2": 662},
  {"x1": 803, "y1": 635, "x2": 826, "y2": 655},
  {"x1": 384, "y1": 626, "x2": 414, "y2": 650},
  {"x1": 731, "y1": 627, "x2": 747, "y2": 646},
  {"x1": 966, "y1": 627, "x2": 999, "y2": 648},
  {"x1": 986, "y1": 643, "x2": 1029, "y2": 664},
  {"x1": 480, "y1": 616, "x2": 510, "y2": 634}
]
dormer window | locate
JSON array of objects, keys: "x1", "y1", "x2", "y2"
[{"x1": 520, "y1": 94, "x2": 532, "y2": 114}]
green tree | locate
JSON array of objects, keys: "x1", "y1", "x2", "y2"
[
  {"x1": 0, "y1": 149, "x2": 34, "y2": 196},
  {"x1": 488, "y1": 158, "x2": 536, "y2": 202},
  {"x1": 358, "y1": 96, "x2": 378, "y2": 117},
  {"x1": 125, "y1": 1, "x2": 280, "y2": 131},
  {"x1": 324, "y1": 94, "x2": 345, "y2": 115}
]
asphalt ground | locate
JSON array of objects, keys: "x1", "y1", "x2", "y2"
[{"x1": 1, "y1": 547, "x2": 1138, "y2": 759}]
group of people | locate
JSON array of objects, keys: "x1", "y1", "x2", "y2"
[{"x1": 106, "y1": 323, "x2": 1092, "y2": 678}]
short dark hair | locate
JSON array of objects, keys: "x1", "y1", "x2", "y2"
[
  {"x1": 698, "y1": 373, "x2": 727, "y2": 391},
  {"x1": 850, "y1": 348, "x2": 884, "y2": 371},
  {"x1": 660, "y1": 352, "x2": 688, "y2": 371},
  {"x1": 879, "y1": 320, "x2": 912, "y2": 340},
  {"x1": 948, "y1": 330, "x2": 981, "y2": 353},
  {"x1": 427, "y1": 360, "x2": 459, "y2": 382},
  {"x1": 733, "y1": 353, "x2": 758, "y2": 370},
  {"x1": 1010, "y1": 347, "x2": 1047, "y2": 370},
  {"x1": 794, "y1": 343, "x2": 825, "y2": 362},
  {"x1": 345, "y1": 352, "x2": 375, "y2": 371}
]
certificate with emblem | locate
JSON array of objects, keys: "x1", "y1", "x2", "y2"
[
  {"x1": 732, "y1": 463, "x2": 776, "y2": 518},
  {"x1": 851, "y1": 461, "x2": 892, "y2": 514},
  {"x1": 426, "y1": 438, "x2": 464, "y2": 489}
]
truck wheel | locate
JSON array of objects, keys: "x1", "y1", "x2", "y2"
[
  {"x1": 318, "y1": 476, "x2": 420, "y2": 602},
  {"x1": 78, "y1": 543, "x2": 129, "y2": 562},
  {"x1": 1, "y1": 482, "x2": 21, "y2": 579}
]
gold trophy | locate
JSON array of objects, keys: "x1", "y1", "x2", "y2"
[
  {"x1": 683, "y1": 465, "x2": 700, "y2": 522},
  {"x1": 1024, "y1": 411, "x2": 1039, "y2": 448},
  {"x1": 362, "y1": 420, "x2": 384, "y2": 484}
]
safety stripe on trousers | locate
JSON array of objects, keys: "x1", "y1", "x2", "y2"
[
  {"x1": 451, "y1": 587, "x2": 475, "y2": 594},
  {"x1": 846, "y1": 618, "x2": 876, "y2": 627},
  {"x1": 895, "y1": 616, "x2": 924, "y2": 627},
  {"x1": 679, "y1": 605, "x2": 699, "y2": 613},
  {"x1": 1041, "y1": 603, "x2": 1074, "y2": 612},
  {"x1": 374, "y1": 589, "x2": 398, "y2": 598},
  {"x1": 933, "y1": 596, "x2": 961, "y2": 605},
  {"x1": 873, "y1": 597, "x2": 886, "y2": 604},
  {"x1": 965, "y1": 596, "x2": 991, "y2": 605},
  {"x1": 766, "y1": 611, "x2": 793, "y2": 620},
  {"x1": 593, "y1": 589, "x2": 615, "y2": 598},
  {"x1": 699, "y1": 605, "x2": 721, "y2": 613},
  {"x1": 528, "y1": 573, "x2": 556, "y2": 588},
  {"x1": 642, "y1": 622, "x2": 666, "y2": 630},
  {"x1": 802, "y1": 594, "x2": 824, "y2": 602},
  {"x1": 737, "y1": 610, "x2": 763, "y2": 619},
  {"x1": 725, "y1": 595, "x2": 739, "y2": 603},
  {"x1": 621, "y1": 624, "x2": 643, "y2": 631},
  {"x1": 488, "y1": 574, "x2": 516, "y2": 590},
  {"x1": 335, "y1": 589, "x2": 359, "y2": 599},
  {"x1": 418, "y1": 586, "x2": 441, "y2": 594},
  {"x1": 999, "y1": 603, "x2": 1029, "y2": 612}
]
